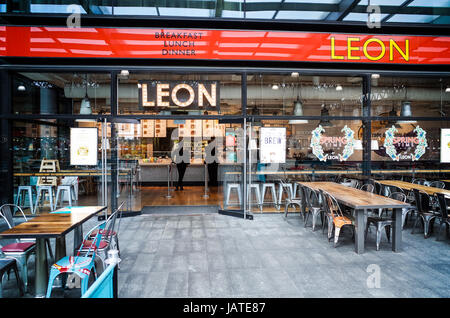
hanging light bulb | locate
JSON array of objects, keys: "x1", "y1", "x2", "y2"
[
  {"x1": 289, "y1": 79, "x2": 308, "y2": 124},
  {"x1": 318, "y1": 104, "x2": 332, "y2": 127},
  {"x1": 398, "y1": 87, "x2": 416, "y2": 123},
  {"x1": 76, "y1": 74, "x2": 95, "y2": 122},
  {"x1": 385, "y1": 103, "x2": 401, "y2": 128}
]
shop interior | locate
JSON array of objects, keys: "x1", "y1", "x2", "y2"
[{"x1": 10, "y1": 71, "x2": 450, "y2": 215}]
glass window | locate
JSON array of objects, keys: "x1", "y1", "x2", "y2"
[
  {"x1": 118, "y1": 72, "x2": 242, "y2": 116},
  {"x1": 248, "y1": 119, "x2": 364, "y2": 213},
  {"x1": 370, "y1": 119, "x2": 450, "y2": 181},
  {"x1": 12, "y1": 72, "x2": 111, "y2": 115},
  {"x1": 247, "y1": 73, "x2": 363, "y2": 117},
  {"x1": 370, "y1": 76, "x2": 450, "y2": 119}
]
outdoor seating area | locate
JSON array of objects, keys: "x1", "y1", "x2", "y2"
[
  {"x1": 0, "y1": 203, "x2": 124, "y2": 298},
  {"x1": 0, "y1": 176, "x2": 449, "y2": 298}
]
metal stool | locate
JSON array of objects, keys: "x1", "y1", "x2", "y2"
[
  {"x1": 247, "y1": 183, "x2": 262, "y2": 211},
  {"x1": 261, "y1": 183, "x2": 278, "y2": 209},
  {"x1": 55, "y1": 184, "x2": 77, "y2": 208},
  {"x1": 34, "y1": 185, "x2": 55, "y2": 213},
  {"x1": 278, "y1": 182, "x2": 294, "y2": 206},
  {"x1": 225, "y1": 183, "x2": 242, "y2": 207},
  {"x1": 15, "y1": 186, "x2": 35, "y2": 214}
]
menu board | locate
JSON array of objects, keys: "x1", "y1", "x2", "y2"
[
  {"x1": 441, "y1": 129, "x2": 450, "y2": 163},
  {"x1": 259, "y1": 127, "x2": 286, "y2": 163},
  {"x1": 70, "y1": 128, "x2": 98, "y2": 166},
  {"x1": 154, "y1": 120, "x2": 167, "y2": 137},
  {"x1": 179, "y1": 120, "x2": 202, "y2": 137},
  {"x1": 141, "y1": 120, "x2": 155, "y2": 137}
]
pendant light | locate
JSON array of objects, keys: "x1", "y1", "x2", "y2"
[
  {"x1": 318, "y1": 104, "x2": 332, "y2": 127},
  {"x1": 289, "y1": 77, "x2": 308, "y2": 124},
  {"x1": 79, "y1": 74, "x2": 92, "y2": 115},
  {"x1": 385, "y1": 102, "x2": 401, "y2": 128},
  {"x1": 398, "y1": 86, "x2": 416, "y2": 123}
]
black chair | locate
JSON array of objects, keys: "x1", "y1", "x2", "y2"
[
  {"x1": 435, "y1": 193, "x2": 450, "y2": 241},
  {"x1": 365, "y1": 192, "x2": 406, "y2": 251},
  {"x1": 0, "y1": 258, "x2": 24, "y2": 297},
  {"x1": 411, "y1": 189, "x2": 439, "y2": 238}
]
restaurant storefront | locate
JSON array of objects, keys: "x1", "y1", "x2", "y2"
[{"x1": 1, "y1": 16, "x2": 449, "y2": 219}]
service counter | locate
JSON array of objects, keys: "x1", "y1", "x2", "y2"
[{"x1": 139, "y1": 160, "x2": 241, "y2": 184}]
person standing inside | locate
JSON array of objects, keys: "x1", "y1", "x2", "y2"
[
  {"x1": 172, "y1": 140, "x2": 190, "y2": 191},
  {"x1": 205, "y1": 137, "x2": 218, "y2": 187}
]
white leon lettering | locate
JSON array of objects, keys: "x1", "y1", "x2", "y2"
[
  {"x1": 141, "y1": 83, "x2": 155, "y2": 107},
  {"x1": 172, "y1": 83, "x2": 195, "y2": 107},
  {"x1": 157, "y1": 83, "x2": 170, "y2": 107},
  {"x1": 198, "y1": 83, "x2": 216, "y2": 107}
]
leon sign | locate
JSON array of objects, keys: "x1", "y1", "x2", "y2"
[{"x1": 139, "y1": 80, "x2": 219, "y2": 111}]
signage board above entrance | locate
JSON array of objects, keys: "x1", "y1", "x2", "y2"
[{"x1": 1, "y1": 26, "x2": 450, "y2": 65}]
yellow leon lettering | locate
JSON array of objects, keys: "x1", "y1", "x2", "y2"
[
  {"x1": 330, "y1": 37, "x2": 344, "y2": 60},
  {"x1": 347, "y1": 37, "x2": 361, "y2": 60},
  {"x1": 390, "y1": 39, "x2": 409, "y2": 61},
  {"x1": 363, "y1": 38, "x2": 386, "y2": 61}
]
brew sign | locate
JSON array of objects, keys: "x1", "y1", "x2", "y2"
[
  {"x1": 139, "y1": 80, "x2": 219, "y2": 111},
  {"x1": 260, "y1": 127, "x2": 286, "y2": 163}
]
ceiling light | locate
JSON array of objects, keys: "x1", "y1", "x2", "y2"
[
  {"x1": 291, "y1": 72, "x2": 299, "y2": 78},
  {"x1": 137, "y1": 83, "x2": 142, "y2": 89},
  {"x1": 17, "y1": 85, "x2": 26, "y2": 91},
  {"x1": 272, "y1": 84, "x2": 279, "y2": 90},
  {"x1": 371, "y1": 74, "x2": 380, "y2": 79},
  {"x1": 445, "y1": 86, "x2": 450, "y2": 93},
  {"x1": 335, "y1": 84, "x2": 343, "y2": 91},
  {"x1": 318, "y1": 105, "x2": 332, "y2": 127},
  {"x1": 397, "y1": 101, "x2": 417, "y2": 124},
  {"x1": 289, "y1": 98, "x2": 308, "y2": 124},
  {"x1": 120, "y1": 70, "x2": 129, "y2": 77}
]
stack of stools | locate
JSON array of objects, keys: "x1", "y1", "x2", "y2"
[{"x1": 34, "y1": 159, "x2": 60, "y2": 213}]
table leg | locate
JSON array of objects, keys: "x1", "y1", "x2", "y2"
[
  {"x1": 73, "y1": 225, "x2": 83, "y2": 254},
  {"x1": 392, "y1": 208, "x2": 402, "y2": 252},
  {"x1": 35, "y1": 238, "x2": 49, "y2": 298},
  {"x1": 354, "y1": 209, "x2": 365, "y2": 254},
  {"x1": 53, "y1": 236, "x2": 66, "y2": 288}
]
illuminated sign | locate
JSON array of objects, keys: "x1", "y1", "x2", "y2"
[
  {"x1": 440, "y1": 129, "x2": 450, "y2": 163},
  {"x1": 2, "y1": 27, "x2": 450, "y2": 65},
  {"x1": 70, "y1": 128, "x2": 98, "y2": 166},
  {"x1": 330, "y1": 37, "x2": 409, "y2": 62},
  {"x1": 384, "y1": 125, "x2": 427, "y2": 161},
  {"x1": 139, "y1": 81, "x2": 219, "y2": 111},
  {"x1": 260, "y1": 127, "x2": 286, "y2": 164},
  {"x1": 310, "y1": 125, "x2": 355, "y2": 162}
]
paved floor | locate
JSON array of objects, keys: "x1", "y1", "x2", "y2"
[{"x1": 1, "y1": 211, "x2": 450, "y2": 298}]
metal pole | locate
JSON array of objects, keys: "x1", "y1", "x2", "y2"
[
  {"x1": 203, "y1": 163, "x2": 209, "y2": 198},
  {"x1": 243, "y1": 117, "x2": 247, "y2": 219},
  {"x1": 166, "y1": 164, "x2": 172, "y2": 198}
]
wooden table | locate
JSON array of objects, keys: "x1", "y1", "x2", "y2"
[
  {"x1": 378, "y1": 180, "x2": 450, "y2": 198},
  {"x1": 297, "y1": 182, "x2": 410, "y2": 254},
  {"x1": 0, "y1": 206, "x2": 106, "y2": 297}
]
